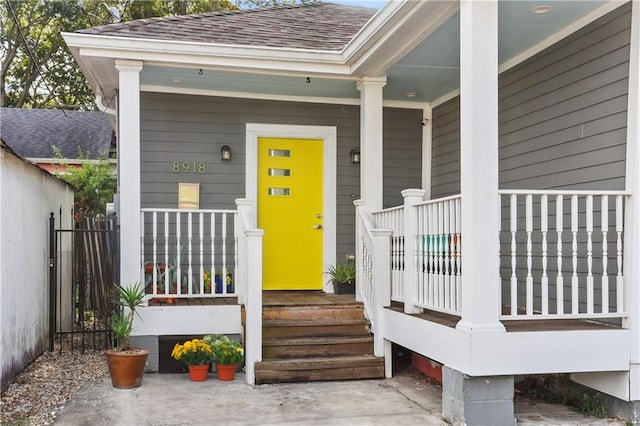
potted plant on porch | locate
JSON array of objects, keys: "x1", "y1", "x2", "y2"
[
  {"x1": 326, "y1": 262, "x2": 356, "y2": 294},
  {"x1": 104, "y1": 282, "x2": 149, "y2": 388},
  {"x1": 203, "y1": 334, "x2": 244, "y2": 381},
  {"x1": 171, "y1": 338, "x2": 213, "y2": 381}
]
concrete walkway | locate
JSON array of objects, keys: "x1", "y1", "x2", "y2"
[{"x1": 55, "y1": 371, "x2": 626, "y2": 425}]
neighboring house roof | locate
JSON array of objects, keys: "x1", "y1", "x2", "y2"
[
  {"x1": 77, "y1": 2, "x2": 377, "y2": 51},
  {"x1": 0, "y1": 108, "x2": 114, "y2": 160}
]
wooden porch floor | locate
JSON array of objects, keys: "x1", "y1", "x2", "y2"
[{"x1": 388, "y1": 302, "x2": 621, "y2": 332}]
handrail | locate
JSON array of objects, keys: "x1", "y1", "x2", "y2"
[{"x1": 234, "y1": 199, "x2": 263, "y2": 385}]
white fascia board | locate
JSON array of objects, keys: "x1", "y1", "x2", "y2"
[{"x1": 63, "y1": 32, "x2": 350, "y2": 76}]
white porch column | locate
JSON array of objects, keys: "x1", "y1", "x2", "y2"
[
  {"x1": 456, "y1": 0, "x2": 504, "y2": 332},
  {"x1": 115, "y1": 59, "x2": 143, "y2": 286},
  {"x1": 422, "y1": 105, "x2": 432, "y2": 199},
  {"x1": 624, "y1": 0, "x2": 640, "y2": 402},
  {"x1": 357, "y1": 77, "x2": 386, "y2": 211}
]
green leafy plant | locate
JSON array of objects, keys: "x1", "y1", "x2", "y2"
[
  {"x1": 203, "y1": 335, "x2": 244, "y2": 365},
  {"x1": 171, "y1": 339, "x2": 213, "y2": 366},
  {"x1": 325, "y1": 262, "x2": 356, "y2": 285},
  {"x1": 110, "y1": 282, "x2": 145, "y2": 352},
  {"x1": 52, "y1": 146, "x2": 116, "y2": 217}
]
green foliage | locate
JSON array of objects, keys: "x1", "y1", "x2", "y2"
[
  {"x1": 325, "y1": 262, "x2": 356, "y2": 285},
  {"x1": 1, "y1": 0, "x2": 240, "y2": 109},
  {"x1": 203, "y1": 334, "x2": 244, "y2": 365},
  {"x1": 111, "y1": 282, "x2": 146, "y2": 351},
  {"x1": 577, "y1": 393, "x2": 608, "y2": 419},
  {"x1": 53, "y1": 146, "x2": 116, "y2": 217}
]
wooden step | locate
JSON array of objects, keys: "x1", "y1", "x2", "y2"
[
  {"x1": 262, "y1": 335, "x2": 374, "y2": 359},
  {"x1": 261, "y1": 303, "x2": 365, "y2": 321},
  {"x1": 255, "y1": 355, "x2": 385, "y2": 384},
  {"x1": 262, "y1": 318, "x2": 371, "y2": 339}
]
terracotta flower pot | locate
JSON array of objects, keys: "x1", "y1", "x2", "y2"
[
  {"x1": 188, "y1": 364, "x2": 210, "y2": 381},
  {"x1": 105, "y1": 349, "x2": 149, "y2": 389},
  {"x1": 216, "y1": 364, "x2": 237, "y2": 381}
]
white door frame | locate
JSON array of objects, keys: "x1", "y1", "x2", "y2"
[{"x1": 246, "y1": 123, "x2": 337, "y2": 292}]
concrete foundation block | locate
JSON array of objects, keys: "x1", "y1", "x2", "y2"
[
  {"x1": 443, "y1": 366, "x2": 515, "y2": 426},
  {"x1": 130, "y1": 335, "x2": 158, "y2": 372}
]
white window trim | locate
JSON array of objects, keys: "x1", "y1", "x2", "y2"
[{"x1": 246, "y1": 123, "x2": 337, "y2": 292}]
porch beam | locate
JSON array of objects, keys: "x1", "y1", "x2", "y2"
[
  {"x1": 115, "y1": 59, "x2": 143, "y2": 287},
  {"x1": 357, "y1": 77, "x2": 386, "y2": 211},
  {"x1": 456, "y1": 0, "x2": 504, "y2": 333}
]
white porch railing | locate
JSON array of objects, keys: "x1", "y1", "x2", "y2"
[
  {"x1": 355, "y1": 200, "x2": 391, "y2": 357},
  {"x1": 366, "y1": 189, "x2": 628, "y2": 323},
  {"x1": 140, "y1": 208, "x2": 237, "y2": 298},
  {"x1": 499, "y1": 190, "x2": 628, "y2": 320},
  {"x1": 234, "y1": 199, "x2": 263, "y2": 385},
  {"x1": 372, "y1": 192, "x2": 462, "y2": 316}
]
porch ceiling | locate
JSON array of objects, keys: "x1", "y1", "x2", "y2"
[{"x1": 68, "y1": 0, "x2": 617, "y2": 105}]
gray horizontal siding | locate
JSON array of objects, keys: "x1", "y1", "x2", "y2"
[{"x1": 140, "y1": 93, "x2": 422, "y2": 260}]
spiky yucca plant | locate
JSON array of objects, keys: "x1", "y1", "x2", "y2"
[{"x1": 110, "y1": 282, "x2": 145, "y2": 351}]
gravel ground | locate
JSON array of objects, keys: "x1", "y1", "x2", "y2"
[{"x1": 0, "y1": 349, "x2": 108, "y2": 425}]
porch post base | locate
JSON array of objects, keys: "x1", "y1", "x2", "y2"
[{"x1": 442, "y1": 366, "x2": 515, "y2": 426}]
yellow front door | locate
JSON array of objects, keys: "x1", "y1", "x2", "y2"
[{"x1": 258, "y1": 137, "x2": 323, "y2": 290}]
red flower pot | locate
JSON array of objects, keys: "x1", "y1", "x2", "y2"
[
  {"x1": 216, "y1": 364, "x2": 237, "y2": 381},
  {"x1": 188, "y1": 364, "x2": 210, "y2": 381}
]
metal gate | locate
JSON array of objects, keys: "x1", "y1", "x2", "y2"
[{"x1": 49, "y1": 210, "x2": 119, "y2": 353}]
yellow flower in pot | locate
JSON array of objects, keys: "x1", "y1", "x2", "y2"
[{"x1": 171, "y1": 339, "x2": 213, "y2": 381}]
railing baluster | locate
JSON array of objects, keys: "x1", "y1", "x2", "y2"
[
  {"x1": 601, "y1": 196, "x2": 609, "y2": 314},
  {"x1": 437, "y1": 202, "x2": 444, "y2": 309},
  {"x1": 164, "y1": 212, "x2": 169, "y2": 295},
  {"x1": 212, "y1": 213, "x2": 217, "y2": 292},
  {"x1": 222, "y1": 213, "x2": 228, "y2": 294},
  {"x1": 176, "y1": 211, "x2": 182, "y2": 295},
  {"x1": 199, "y1": 211, "x2": 204, "y2": 295},
  {"x1": 187, "y1": 212, "x2": 193, "y2": 295},
  {"x1": 443, "y1": 200, "x2": 451, "y2": 311},
  {"x1": 616, "y1": 195, "x2": 623, "y2": 313},
  {"x1": 571, "y1": 195, "x2": 579, "y2": 314},
  {"x1": 540, "y1": 195, "x2": 548, "y2": 315},
  {"x1": 152, "y1": 211, "x2": 158, "y2": 294},
  {"x1": 526, "y1": 194, "x2": 533, "y2": 315},
  {"x1": 586, "y1": 195, "x2": 593, "y2": 314},
  {"x1": 556, "y1": 195, "x2": 563, "y2": 315},
  {"x1": 510, "y1": 194, "x2": 518, "y2": 316},
  {"x1": 455, "y1": 198, "x2": 461, "y2": 311}
]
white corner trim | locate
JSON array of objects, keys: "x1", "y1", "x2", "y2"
[
  {"x1": 245, "y1": 123, "x2": 337, "y2": 292},
  {"x1": 499, "y1": 1, "x2": 629, "y2": 73}
]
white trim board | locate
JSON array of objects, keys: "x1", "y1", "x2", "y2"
[
  {"x1": 245, "y1": 123, "x2": 337, "y2": 293},
  {"x1": 142, "y1": 84, "x2": 427, "y2": 110}
]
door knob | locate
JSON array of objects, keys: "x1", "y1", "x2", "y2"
[{"x1": 313, "y1": 224, "x2": 322, "y2": 230}]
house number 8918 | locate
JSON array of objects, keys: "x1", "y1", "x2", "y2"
[{"x1": 172, "y1": 162, "x2": 206, "y2": 174}]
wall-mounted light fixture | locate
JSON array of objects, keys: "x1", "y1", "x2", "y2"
[
  {"x1": 221, "y1": 145, "x2": 232, "y2": 161},
  {"x1": 350, "y1": 149, "x2": 360, "y2": 164}
]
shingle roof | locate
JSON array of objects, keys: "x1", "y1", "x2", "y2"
[
  {"x1": 77, "y1": 2, "x2": 377, "y2": 51},
  {"x1": 0, "y1": 108, "x2": 114, "y2": 159}
]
